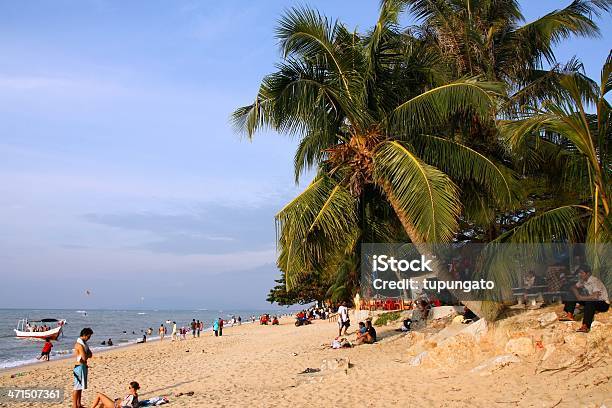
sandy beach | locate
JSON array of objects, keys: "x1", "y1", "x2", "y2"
[{"x1": 1, "y1": 306, "x2": 610, "y2": 408}]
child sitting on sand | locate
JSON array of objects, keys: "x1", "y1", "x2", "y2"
[
  {"x1": 355, "y1": 321, "x2": 367, "y2": 340},
  {"x1": 91, "y1": 381, "x2": 139, "y2": 408}
]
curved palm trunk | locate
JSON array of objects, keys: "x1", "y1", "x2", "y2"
[{"x1": 380, "y1": 183, "x2": 502, "y2": 321}]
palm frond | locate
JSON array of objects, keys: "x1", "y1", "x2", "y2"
[
  {"x1": 512, "y1": 0, "x2": 604, "y2": 66},
  {"x1": 276, "y1": 175, "x2": 358, "y2": 287},
  {"x1": 494, "y1": 205, "x2": 586, "y2": 243},
  {"x1": 373, "y1": 140, "x2": 461, "y2": 242},
  {"x1": 276, "y1": 6, "x2": 361, "y2": 102},
  {"x1": 391, "y1": 78, "x2": 504, "y2": 135},
  {"x1": 411, "y1": 134, "x2": 519, "y2": 208}
]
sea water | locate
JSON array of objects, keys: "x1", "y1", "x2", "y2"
[{"x1": 0, "y1": 308, "x2": 277, "y2": 369}]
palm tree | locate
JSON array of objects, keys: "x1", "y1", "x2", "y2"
[
  {"x1": 388, "y1": 0, "x2": 611, "y2": 243},
  {"x1": 498, "y1": 52, "x2": 611, "y2": 282},
  {"x1": 393, "y1": 0, "x2": 611, "y2": 109},
  {"x1": 232, "y1": 5, "x2": 516, "y2": 317}
]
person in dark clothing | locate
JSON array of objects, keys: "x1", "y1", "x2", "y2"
[
  {"x1": 365, "y1": 320, "x2": 376, "y2": 343},
  {"x1": 191, "y1": 319, "x2": 197, "y2": 338}
]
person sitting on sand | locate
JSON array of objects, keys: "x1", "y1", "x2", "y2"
[
  {"x1": 272, "y1": 316, "x2": 279, "y2": 325},
  {"x1": 354, "y1": 320, "x2": 376, "y2": 345},
  {"x1": 365, "y1": 320, "x2": 377, "y2": 343},
  {"x1": 355, "y1": 321, "x2": 367, "y2": 341},
  {"x1": 395, "y1": 318, "x2": 412, "y2": 332},
  {"x1": 558, "y1": 265, "x2": 609, "y2": 332},
  {"x1": 91, "y1": 381, "x2": 139, "y2": 408}
]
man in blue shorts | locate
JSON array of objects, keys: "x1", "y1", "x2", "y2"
[{"x1": 72, "y1": 327, "x2": 93, "y2": 408}]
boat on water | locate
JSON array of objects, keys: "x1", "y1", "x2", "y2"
[{"x1": 14, "y1": 318, "x2": 66, "y2": 341}]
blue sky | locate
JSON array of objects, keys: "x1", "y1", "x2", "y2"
[{"x1": 0, "y1": 1, "x2": 610, "y2": 309}]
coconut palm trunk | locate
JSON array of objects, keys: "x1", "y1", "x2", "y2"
[{"x1": 380, "y1": 181, "x2": 499, "y2": 319}]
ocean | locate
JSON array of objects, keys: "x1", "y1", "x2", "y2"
[{"x1": 0, "y1": 308, "x2": 282, "y2": 369}]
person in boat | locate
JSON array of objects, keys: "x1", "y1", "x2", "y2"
[
  {"x1": 37, "y1": 338, "x2": 53, "y2": 361},
  {"x1": 72, "y1": 327, "x2": 93, "y2": 408},
  {"x1": 91, "y1": 380, "x2": 139, "y2": 408}
]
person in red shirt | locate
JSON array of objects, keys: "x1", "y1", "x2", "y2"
[
  {"x1": 430, "y1": 294, "x2": 442, "y2": 307},
  {"x1": 37, "y1": 338, "x2": 53, "y2": 361}
]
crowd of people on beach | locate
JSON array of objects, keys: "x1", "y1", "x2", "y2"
[
  {"x1": 66, "y1": 314, "x2": 267, "y2": 407},
  {"x1": 28, "y1": 283, "x2": 608, "y2": 408},
  {"x1": 28, "y1": 268, "x2": 609, "y2": 406}
]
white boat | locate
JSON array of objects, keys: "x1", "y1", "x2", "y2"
[{"x1": 14, "y1": 318, "x2": 66, "y2": 341}]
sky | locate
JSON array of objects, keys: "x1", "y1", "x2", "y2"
[{"x1": 0, "y1": 1, "x2": 610, "y2": 309}]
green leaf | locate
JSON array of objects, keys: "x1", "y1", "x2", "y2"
[{"x1": 374, "y1": 140, "x2": 461, "y2": 242}]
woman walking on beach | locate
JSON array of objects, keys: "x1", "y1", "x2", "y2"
[
  {"x1": 159, "y1": 324, "x2": 165, "y2": 341},
  {"x1": 171, "y1": 321, "x2": 177, "y2": 341},
  {"x1": 218, "y1": 317, "x2": 223, "y2": 336},
  {"x1": 72, "y1": 327, "x2": 93, "y2": 408}
]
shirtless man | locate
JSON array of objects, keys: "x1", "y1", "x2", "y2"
[{"x1": 72, "y1": 328, "x2": 93, "y2": 408}]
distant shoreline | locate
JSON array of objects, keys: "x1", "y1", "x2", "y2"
[{"x1": 0, "y1": 320, "x2": 261, "y2": 373}]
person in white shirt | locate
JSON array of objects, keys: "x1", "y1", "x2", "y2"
[
  {"x1": 559, "y1": 265, "x2": 609, "y2": 332},
  {"x1": 337, "y1": 301, "x2": 350, "y2": 336}
]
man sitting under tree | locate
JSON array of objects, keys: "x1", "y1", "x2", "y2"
[{"x1": 558, "y1": 265, "x2": 609, "y2": 333}]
